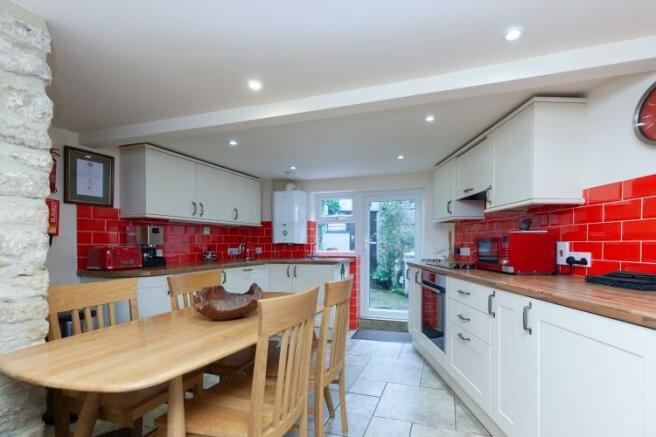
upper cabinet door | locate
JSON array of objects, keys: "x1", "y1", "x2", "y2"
[
  {"x1": 455, "y1": 137, "x2": 492, "y2": 200},
  {"x1": 488, "y1": 107, "x2": 534, "y2": 210},
  {"x1": 145, "y1": 148, "x2": 197, "y2": 219},
  {"x1": 432, "y1": 160, "x2": 455, "y2": 221},
  {"x1": 196, "y1": 164, "x2": 233, "y2": 223},
  {"x1": 231, "y1": 174, "x2": 261, "y2": 226}
]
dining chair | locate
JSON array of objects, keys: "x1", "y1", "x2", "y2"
[
  {"x1": 48, "y1": 278, "x2": 202, "y2": 437},
  {"x1": 155, "y1": 287, "x2": 319, "y2": 437},
  {"x1": 311, "y1": 278, "x2": 352, "y2": 437},
  {"x1": 167, "y1": 270, "x2": 259, "y2": 378}
]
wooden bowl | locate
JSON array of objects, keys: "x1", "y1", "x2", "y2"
[{"x1": 193, "y1": 283, "x2": 264, "y2": 321}]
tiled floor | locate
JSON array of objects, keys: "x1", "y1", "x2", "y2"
[{"x1": 45, "y1": 332, "x2": 490, "y2": 437}]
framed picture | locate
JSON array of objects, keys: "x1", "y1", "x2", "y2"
[{"x1": 63, "y1": 146, "x2": 114, "y2": 206}]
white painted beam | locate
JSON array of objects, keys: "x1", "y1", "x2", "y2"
[{"x1": 79, "y1": 35, "x2": 656, "y2": 147}]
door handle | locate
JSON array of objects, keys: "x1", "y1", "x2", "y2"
[
  {"x1": 457, "y1": 332, "x2": 471, "y2": 342},
  {"x1": 222, "y1": 270, "x2": 226, "y2": 285},
  {"x1": 446, "y1": 200, "x2": 452, "y2": 215},
  {"x1": 488, "y1": 291, "x2": 496, "y2": 318},
  {"x1": 457, "y1": 289, "x2": 471, "y2": 296},
  {"x1": 286, "y1": 265, "x2": 290, "y2": 278},
  {"x1": 523, "y1": 302, "x2": 533, "y2": 335},
  {"x1": 199, "y1": 202, "x2": 204, "y2": 217},
  {"x1": 457, "y1": 313, "x2": 471, "y2": 322},
  {"x1": 406, "y1": 268, "x2": 410, "y2": 280},
  {"x1": 293, "y1": 265, "x2": 297, "y2": 278},
  {"x1": 414, "y1": 270, "x2": 419, "y2": 284},
  {"x1": 233, "y1": 208, "x2": 238, "y2": 221},
  {"x1": 242, "y1": 268, "x2": 253, "y2": 272},
  {"x1": 485, "y1": 185, "x2": 493, "y2": 207},
  {"x1": 192, "y1": 201, "x2": 197, "y2": 216},
  {"x1": 463, "y1": 188, "x2": 474, "y2": 193},
  {"x1": 340, "y1": 264, "x2": 345, "y2": 279}
]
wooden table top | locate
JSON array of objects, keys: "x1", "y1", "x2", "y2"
[
  {"x1": 0, "y1": 308, "x2": 258, "y2": 393},
  {"x1": 408, "y1": 262, "x2": 656, "y2": 330}
]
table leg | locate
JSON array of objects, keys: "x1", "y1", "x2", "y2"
[
  {"x1": 73, "y1": 392, "x2": 101, "y2": 437},
  {"x1": 53, "y1": 389, "x2": 70, "y2": 437},
  {"x1": 167, "y1": 376, "x2": 185, "y2": 437}
]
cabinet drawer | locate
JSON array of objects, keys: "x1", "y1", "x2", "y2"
[
  {"x1": 448, "y1": 321, "x2": 491, "y2": 412},
  {"x1": 448, "y1": 297, "x2": 491, "y2": 344},
  {"x1": 447, "y1": 277, "x2": 494, "y2": 314}
]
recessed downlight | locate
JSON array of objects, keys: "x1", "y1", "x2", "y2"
[
  {"x1": 424, "y1": 114, "x2": 435, "y2": 123},
  {"x1": 248, "y1": 79, "x2": 262, "y2": 91},
  {"x1": 227, "y1": 139, "x2": 238, "y2": 147},
  {"x1": 397, "y1": 155, "x2": 405, "y2": 160},
  {"x1": 504, "y1": 26, "x2": 524, "y2": 41},
  {"x1": 289, "y1": 165, "x2": 297, "y2": 170}
]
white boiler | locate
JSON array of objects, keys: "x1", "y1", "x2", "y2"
[{"x1": 273, "y1": 190, "x2": 308, "y2": 244}]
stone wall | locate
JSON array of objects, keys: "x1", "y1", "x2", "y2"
[{"x1": 0, "y1": 1, "x2": 52, "y2": 435}]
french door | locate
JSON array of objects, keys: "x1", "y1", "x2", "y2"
[{"x1": 361, "y1": 192, "x2": 421, "y2": 321}]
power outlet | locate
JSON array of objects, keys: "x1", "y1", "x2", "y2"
[
  {"x1": 568, "y1": 252, "x2": 593, "y2": 268},
  {"x1": 556, "y1": 242, "x2": 592, "y2": 268}
]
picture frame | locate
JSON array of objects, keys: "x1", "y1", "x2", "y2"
[{"x1": 63, "y1": 145, "x2": 115, "y2": 206}]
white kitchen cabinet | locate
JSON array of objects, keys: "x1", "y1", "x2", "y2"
[
  {"x1": 268, "y1": 264, "x2": 294, "y2": 291},
  {"x1": 447, "y1": 321, "x2": 491, "y2": 411},
  {"x1": 269, "y1": 263, "x2": 348, "y2": 302},
  {"x1": 407, "y1": 267, "x2": 422, "y2": 336},
  {"x1": 487, "y1": 98, "x2": 586, "y2": 211},
  {"x1": 222, "y1": 265, "x2": 268, "y2": 293},
  {"x1": 455, "y1": 137, "x2": 492, "y2": 200},
  {"x1": 120, "y1": 144, "x2": 262, "y2": 226},
  {"x1": 432, "y1": 159, "x2": 484, "y2": 223}
]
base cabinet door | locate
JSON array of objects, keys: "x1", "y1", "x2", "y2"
[
  {"x1": 268, "y1": 264, "x2": 294, "y2": 291},
  {"x1": 490, "y1": 290, "x2": 536, "y2": 437},
  {"x1": 528, "y1": 299, "x2": 655, "y2": 437},
  {"x1": 448, "y1": 321, "x2": 491, "y2": 411}
]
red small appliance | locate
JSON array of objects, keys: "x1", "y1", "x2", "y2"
[
  {"x1": 475, "y1": 231, "x2": 556, "y2": 274},
  {"x1": 86, "y1": 246, "x2": 143, "y2": 270}
]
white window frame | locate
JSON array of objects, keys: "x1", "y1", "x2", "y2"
[{"x1": 315, "y1": 193, "x2": 359, "y2": 256}]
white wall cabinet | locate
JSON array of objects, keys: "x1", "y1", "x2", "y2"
[
  {"x1": 121, "y1": 144, "x2": 261, "y2": 226},
  {"x1": 432, "y1": 159, "x2": 485, "y2": 223},
  {"x1": 455, "y1": 137, "x2": 492, "y2": 200}
]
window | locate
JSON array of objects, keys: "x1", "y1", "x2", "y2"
[{"x1": 316, "y1": 195, "x2": 356, "y2": 253}]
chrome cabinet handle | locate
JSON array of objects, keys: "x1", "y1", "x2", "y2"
[
  {"x1": 293, "y1": 265, "x2": 297, "y2": 278},
  {"x1": 446, "y1": 200, "x2": 452, "y2": 214},
  {"x1": 233, "y1": 208, "x2": 238, "y2": 220},
  {"x1": 457, "y1": 313, "x2": 471, "y2": 322},
  {"x1": 199, "y1": 202, "x2": 204, "y2": 217},
  {"x1": 463, "y1": 188, "x2": 474, "y2": 193},
  {"x1": 192, "y1": 201, "x2": 197, "y2": 216},
  {"x1": 523, "y1": 302, "x2": 533, "y2": 335},
  {"x1": 222, "y1": 270, "x2": 226, "y2": 284},
  {"x1": 485, "y1": 185, "x2": 493, "y2": 207},
  {"x1": 340, "y1": 264, "x2": 345, "y2": 279},
  {"x1": 286, "y1": 265, "x2": 290, "y2": 278},
  {"x1": 457, "y1": 332, "x2": 471, "y2": 342},
  {"x1": 243, "y1": 268, "x2": 253, "y2": 272},
  {"x1": 488, "y1": 291, "x2": 496, "y2": 318},
  {"x1": 406, "y1": 268, "x2": 410, "y2": 280},
  {"x1": 414, "y1": 270, "x2": 419, "y2": 284},
  {"x1": 457, "y1": 289, "x2": 471, "y2": 296}
]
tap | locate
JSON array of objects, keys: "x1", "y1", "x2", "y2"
[{"x1": 238, "y1": 242, "x2": 245, "y2": 257}]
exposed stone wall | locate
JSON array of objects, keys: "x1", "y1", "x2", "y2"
[{"x1": 0, "y1": 1, "x2": 52, "y2": 435}]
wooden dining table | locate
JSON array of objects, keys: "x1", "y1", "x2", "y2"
[{"x1": 0, "y1": 293, "x2": 321, "y2": 437}]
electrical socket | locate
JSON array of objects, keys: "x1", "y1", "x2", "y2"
[
  {"x1": 556, "y1": 241, "x2": 592, "y2": 268},
  {"x1": 568, "y1": 252, "x2": 592, "y2": 268}
]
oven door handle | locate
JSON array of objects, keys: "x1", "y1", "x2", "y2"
[{"x1": 421, "y1": 283, "x2": 445, "y2": 294}]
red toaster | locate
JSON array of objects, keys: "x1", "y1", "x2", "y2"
[{"x1": 86, "y1": 246, "x2": 143, "y2": 270}]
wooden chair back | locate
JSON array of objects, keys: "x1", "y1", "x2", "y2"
[
  {"x1": 47, "y1": 278, "x2": 139, "y2": 340},
  {"x1": 166, "y1": 270, "x2": 221, "y2": 310},
  {"x1": 250, "y1": 287, "x2": 319, "y2": 436},
  {"x1": 317, "y1": 279, "x2": 353, "y2": 381}
]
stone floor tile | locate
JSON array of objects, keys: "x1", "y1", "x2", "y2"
[
  {"x1": 324, "y1": 392, "x2": 380, "y2": 437},
  {"x1": 375, "y1": 383, "x2": 455, "y2": 429},
  {"x1": 349, "y1": 340, "x2": 403, "y2": 359},
  {"x1": 420, "y1": 365, "x2": 451, "y2": 391},
  {"x1": 410, "y1": 423, "x2": 484, "y2": 437},
  {"x1": 364, "y1": 417, "x2": 412, "y2": 437},
  {"x1": 396, "y1": 344, "x2": 426, "y2": 365},
  {"x1": 359, "y1": 358, "x2": 422, "y2": 386},
  {"x1": 455, "y1": 398, "x2": 490, "y2": 436},
  {"x1": 349, "y1": 379, "x2": 386, "y2": 397}
]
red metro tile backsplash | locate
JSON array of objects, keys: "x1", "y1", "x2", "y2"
[
  {"x1": 76, "y1": 205, "x2": 317, "y2": 270},
  {"x1": 454, "y1": 172, "x2": 656, "y2": 276}
]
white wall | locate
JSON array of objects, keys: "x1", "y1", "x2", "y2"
[
  {"x1": 47, "y1": 127, "x2": 120, "y2": 285},
  {"x1": 584, "y1": 72, "x2": 656, "y2": 187},
  {"x1": 272, "y1": 172, "x2": 451, "y2": 258}
]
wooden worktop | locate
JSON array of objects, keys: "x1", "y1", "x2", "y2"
[
  {"x1": 78, "y1": 257, "x2": 352, "y2": 279},
  {"x1": 407, "y1": 261, "x2": 656, "y2": 330}
]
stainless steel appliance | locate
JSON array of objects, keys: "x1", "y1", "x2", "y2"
[
  {"x1": 421, "y1": 258, "x2": 475, "y2": 270},
  {"x1": 420, "y1": 270, "x2": 446, "y2": 352},
  {"x1": 135, "y1": 224, "x2": 166, "y2": 268}
]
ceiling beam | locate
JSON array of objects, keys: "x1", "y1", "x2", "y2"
[{"x1": 79, "y1": 35, "x2": 656, "y2": 147}]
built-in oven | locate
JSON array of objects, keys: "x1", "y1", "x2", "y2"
[{"x1": 420, "y1": 269, "x2": 446, "y2": 353}]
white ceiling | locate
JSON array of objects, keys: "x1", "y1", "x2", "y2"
[{"x1": 15, "y1": 0, "x2": 656, "y2": 133}]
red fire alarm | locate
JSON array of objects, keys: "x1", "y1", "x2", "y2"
[{"x1": 46, "y1": 198, "x2": 59, "y2": 237}]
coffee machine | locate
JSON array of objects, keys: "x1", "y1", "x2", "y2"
[{"x1": 133, "y1": 224, "x2": 166, "y2": 268}]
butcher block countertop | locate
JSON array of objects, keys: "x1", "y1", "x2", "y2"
[
  {"x1": 78, "y1": 257, "x2": 352, "y2": 279},
  {"x1": 408, "y1": 261, "x2": 656, "y2": 330}
]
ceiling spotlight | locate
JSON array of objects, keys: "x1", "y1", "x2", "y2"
[
  {"x1": 289, "y1": 165, "x2": 297, "y2": 170},
  {"x1": 248, "y1": 79, "x2": 262, "y2": 91},
  {"x1": 424, "y1": 114, "x2": 435, "y2": 123},
  {"x1": 504, "y1": 26, "x2": 524, "y2": 41},
  {"x1": 227, "y1": 139, "x2": 238, "y2": 147},
  {"x1": 397, "y1": 155, "x2": 405, "y2": 160}
]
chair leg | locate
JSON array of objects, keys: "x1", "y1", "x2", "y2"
[
  {"x1": 193, "y1": 373, "x2": 203, "y2": 395},
  {"x1": 53, "y1": 389, "x2": 70, "y2": 437},
  {"x1": 323, "y1": 386, "x2": 335, "y2": 418},
  {"x1": 314, "y1": 384, "x2": 324, "y2": 437},
  {"x1": 299, "y1": 402, "x2": 308, "y2": 437},
  {"x1": 130, "y1": 417, "x2": 143, "y2": 437},
  {"x1": 338, "y1": 369, "x2": 348, "y2": 433}
]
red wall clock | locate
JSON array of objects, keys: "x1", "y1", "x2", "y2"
[{"x1": 634, "y1": 82, "x2": 656, "y2": 145}]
